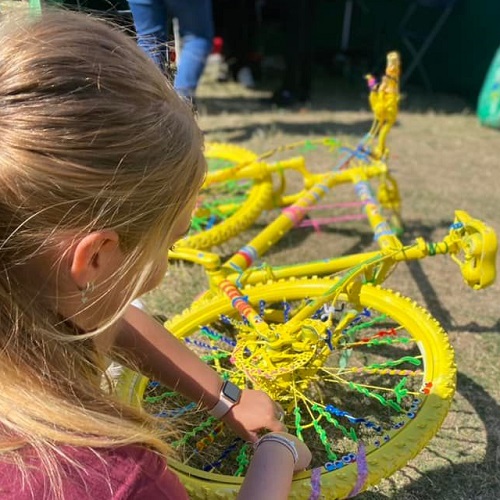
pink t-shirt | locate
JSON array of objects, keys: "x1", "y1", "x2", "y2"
[{"x1": 0, "y1": 445, "x2": 189, "y2": 499}]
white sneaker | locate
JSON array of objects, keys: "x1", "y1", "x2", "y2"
[{"x1": 237, "y1": 66, "x2": 255, "y2": 89}]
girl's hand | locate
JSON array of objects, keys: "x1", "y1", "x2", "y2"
[{"x1": 221, "y1": 389, "x2": 287, "y2": 442}]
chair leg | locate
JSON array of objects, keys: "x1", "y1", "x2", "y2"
[
  {"x1": 401, "y1": 36, "x2": 433, "y2": 91},
  {"x1": 401, "y1": 5, "x2": 454, "y2": 90}
]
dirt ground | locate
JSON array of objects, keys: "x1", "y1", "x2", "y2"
[{"x1": 145, "y1": 67, "x2": 500, "y2": 499}]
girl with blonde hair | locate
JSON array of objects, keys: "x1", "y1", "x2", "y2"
[{"x1": 0, "y1": 9, "x2": 310, "y2": 500}]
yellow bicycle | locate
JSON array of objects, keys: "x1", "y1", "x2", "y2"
[
  {"x1": 184, "y1": 133, "x2": 403, "y2": 251},
  {"x1": 182, "y1": 56, "x2": 404, "y2": 253},
  {"x1": 117, "y1": 53, "x2": 498, "y2": 499}
]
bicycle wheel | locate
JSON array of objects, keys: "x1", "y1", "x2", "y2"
[
  {"x1": 180, "y1": 143, "x2": 272, "y2": 250},
  {"x1": 118, "y1": 278, "x2": 455, "y2": 499}
]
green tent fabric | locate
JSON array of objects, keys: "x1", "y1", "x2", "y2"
[{"x1": 477, "y1": 47, "x2": 500, "y2": 129}]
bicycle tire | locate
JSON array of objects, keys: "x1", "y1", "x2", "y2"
[
  {"x1": 179, "y1": 143, "x2": 272, "y2": 250},
  {"x1": 118, "y1": 278, "x2": 456, "y2": 499}
]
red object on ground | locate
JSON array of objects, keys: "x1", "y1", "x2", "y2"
[{"x1": 213, "y1": 36, "x2": 224, "y2": 54}]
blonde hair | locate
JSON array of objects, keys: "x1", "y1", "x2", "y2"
[{"x1": 0, "y1": 7, "x2": 205, "y2": 493}]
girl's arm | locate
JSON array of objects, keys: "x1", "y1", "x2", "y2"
[
  {"x1": 237, "y1": 432, "x2": 312, "y2": 500},
  {"x1": 109, "y1": 304, "x2": 286, "y2": 442}
]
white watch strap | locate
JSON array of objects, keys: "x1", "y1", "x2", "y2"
[
  {"x1": 208, "y1": 396, "x2": 236, "y2": 419},
  {"x1": 208, "y1": 381, "x2": 241, "y2": 419}
]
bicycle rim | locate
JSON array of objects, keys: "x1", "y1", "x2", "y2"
[{"x1": 118, "y1": 278, "x2": 456, "y2": 499}]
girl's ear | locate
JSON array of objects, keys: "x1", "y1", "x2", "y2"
[{"x1": 70, "y1": 230, "x2": 121, "y2": 289}]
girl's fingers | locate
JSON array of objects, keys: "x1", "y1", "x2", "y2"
[
  {"x1": 246, "y1": 430, "x2": 259, "y2": 443},
  {"x1": 267, "y1": 418, "x2": 288, "y2": 433}
]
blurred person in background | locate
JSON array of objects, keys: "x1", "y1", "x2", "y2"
[
  {"x1": 128, "y1": 0, "x2": 214, "y2": 101},
  {"x1": 213, "y1": 0, "x2": 260, "y2": 89},
  {"x1": 269, "y1": 0, "x2": 317, "y2": 107}
]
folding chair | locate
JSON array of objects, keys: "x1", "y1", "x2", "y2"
[{"x1": 399, "y1": 0, "x2": 458, "y2": 91}]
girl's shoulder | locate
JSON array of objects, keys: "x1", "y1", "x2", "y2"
[{"x1": 0, "y1": 445, "x2": 189, "y2": 500}]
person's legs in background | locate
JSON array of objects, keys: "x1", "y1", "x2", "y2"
[
  {"x1": 128, "y1": 0, "x2": 214, "y2": 99},
  {"x1": 168, "y1": 0, "x2": 214, "y2": 99},
  {"x1": 273, "y1": 0, "x2": 316, "y2": 107},
  {"x1": 128, "y1": 0, "x2": 169, "y2": 71},
  {"x1": 213, "y1": 0, "x2": 258, "y2": 88}
]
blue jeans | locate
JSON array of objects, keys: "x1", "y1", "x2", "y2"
[{"x1": 128, "y1": 0, "x2": 214, "y2": 98}]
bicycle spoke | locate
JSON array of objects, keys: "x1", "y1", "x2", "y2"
[{"x1": 138, "y1": 283, "x2": 452, "y2": 483}]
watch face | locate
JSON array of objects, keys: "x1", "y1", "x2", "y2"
[{"x1": 223, "y1": 381, "x2": 241, "y2": 403}]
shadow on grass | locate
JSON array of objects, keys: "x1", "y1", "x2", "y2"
[
  {"x1": 398, "y1": 218, "x2": 500, "y2": 335},
  {"x1": 405, "y1": 258, "x2": 500, "y2": 336},
  {"x1": 203, "y1": 115, "x2": 375, "y2": 143},
  {"x1": 354, "y1": 218, "x2": 500, "y2": 498},
  {"x1": 264, "y1": 225, "x2": 376, "y2": 259},
  {"x1": 357, "y1": 371, "x2": 500, "y2": 500},
  {"x1": 198, "y1": 75, "x2": 472, "y2": 119},
  {"x1": 265, "y1": 216, "x2": 500, "y2": 498},
  {"x1": 219, "y1": 214, "x2": 498, "y2": 334},
  {"x1": 262, "y1": 216, "x2": 451, "y2": 268}
]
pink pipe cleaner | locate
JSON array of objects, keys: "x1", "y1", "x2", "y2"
[
  {"x1": 282, "y1": 206, "x2": 307, "y2": 225},
  {"x1": 305, "y1": 202, "x2": 368, "y2": 211},
  {"x1": 299, "y1": 213, "x2": 367, "y2": 233},
  {"x1": 299, "y1": 214, "x2": 367, "y2": 227}
]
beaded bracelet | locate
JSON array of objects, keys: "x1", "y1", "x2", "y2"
[{"x1": 253, "y1": 434, "x2": 298, "y2": 465}]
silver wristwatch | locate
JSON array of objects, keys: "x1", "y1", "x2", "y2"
[{"x1": 208, "y1": 380, "x2": 242, "y2": 419}]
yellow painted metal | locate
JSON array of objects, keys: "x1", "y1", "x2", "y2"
[
  {"x1": 445, "y1": 210, "x2": 498, "y2": 289},
  {"x1": 367, "y1": 51, "x2": 401, "y2": 159},
  {"x1": 117, "y1": 52, "x2": 498, "y2": 499},
  {"x1": 180, "y1": 53, "x2": 405, "y2": 252},
  {"x1": 123, "y1": 280, "x2": 456, "y2": 499}
]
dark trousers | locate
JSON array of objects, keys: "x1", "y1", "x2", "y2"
[
  {"x1": 280, "y1": 0, "x2": 316, "y2": 100},
  {"x1": 213, "y1": 0, "x2": 258, "y2": 73}
]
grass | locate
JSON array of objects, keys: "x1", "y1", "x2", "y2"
[
  {"x1": 142, "y1": 67, "x2": 500, "y2": 499},
  {"x1": 0, "y1": 1, "x2": 496, "y2": 496}
]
